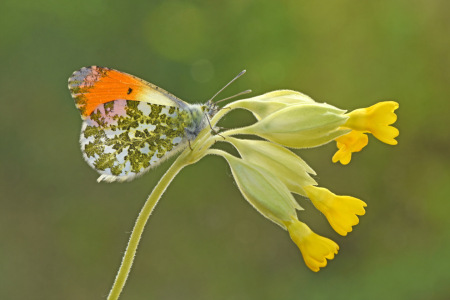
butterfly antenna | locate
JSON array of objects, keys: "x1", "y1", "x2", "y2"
[
  {"x1": 208, "y1": 70, "x2": 247, "y2": 103},
  {"x1": 214, "y1": 89, "x2": 252, "y2": 105}
]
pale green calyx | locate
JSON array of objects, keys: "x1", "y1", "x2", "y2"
[
  {"x1": 225, "y1": 102, "x2": 350, "y2": 148},
  {"x1": 208, "y1": 149, "x2": 299, "y2": 229},
  {"x1": 225, "y1": 137, "x2": 317, "y2": 197},
  {"x1": 228, "y1": 90, "x2": 315, "y2": 120}
]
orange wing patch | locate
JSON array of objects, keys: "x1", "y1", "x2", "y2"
[{"x1": 68, "y1": 66, "x2": 180, "y2": 119}]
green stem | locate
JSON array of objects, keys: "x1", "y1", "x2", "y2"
[
  {"x1": 221, "y1": 126, "x2": 254, "y2": 137},
  {"x1": 207, "y1": 148, "x2": 230, "y2": 158},
  {"x1": 107, "y1": 152, "x2": 189, "y2": 300},
  {"x1": 209, "y1": 101, "x2": 242, "y2": 127}
]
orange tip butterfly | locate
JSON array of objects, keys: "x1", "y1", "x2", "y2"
[{"x1": 68, "y1": 66, "x2": 247, "y2": 182}]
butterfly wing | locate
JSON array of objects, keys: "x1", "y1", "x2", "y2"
[
  {"x1": 68, "y1": 66, "x2": 188, "y2": 119},
  {"x1": 68, "y1": 66, "x2": 193, "y2": 182},
  {"x1": 80, "y1": 99, "x2": 191, "y2": 182}
]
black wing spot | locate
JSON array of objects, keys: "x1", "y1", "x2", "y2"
[{"x1": 127, "y1": 88, "x2": 133, "y2": 95}]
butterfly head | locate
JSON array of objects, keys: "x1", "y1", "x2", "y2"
[
  {"x1": 203, "y1": 100, "x2": 220, "y2": 119},
  {"x1": 202, "y1": 69, "x2": 249, "y2": 119}
]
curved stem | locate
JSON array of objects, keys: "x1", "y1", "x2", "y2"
[
  {"x1": 221, "y1": 126, "x2": 255, "y2": 137},
  {"x1": 107, "y1": 153, "x2": 189, "y2": 300},
  {"x1": 206, "y1": 148, "x2": 231, "y2": 158},
  {"x1": 209, "y1": 101, "x2": 241, "y2": 127}
]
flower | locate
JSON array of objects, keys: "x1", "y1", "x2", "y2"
[
  {"x1": 330, "y1": 101, "x2": 399, "y2": 164},
  {"x1": 224, "y1": 102, "x2": 350, "y2": 148},
  {"x1": 209, "y1": 149, "x2": 299, "y2": 228},
  {"x1": 208, "y1": 148, "x2": 342, "y2": 272},
  {"x1": 332, "y1": 130, "x2": 369, "y2": 165},
  {"x1": 304, "y1": 186, "x2": 367, "y2": 236},
  {"x1": 344, "y1": 101, "x2": 399, "y2": 145},
  {"x1": 226, "y1": 137, "x2": 316, "y2": 198},
  {"x1": 285, "y1": 219, "x2": 339, "y2": 272}
]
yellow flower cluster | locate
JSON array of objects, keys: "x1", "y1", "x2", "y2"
[
  {"x1": 183, "y1": 90, "x2": 399, "y2": 272},
  {"x1": 199, "y1": 91, "x2": 399, "y2": 271}
]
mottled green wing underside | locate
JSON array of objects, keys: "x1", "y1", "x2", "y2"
[{"x1": 80, "y1": 99, "x2": 191, "y2": 182}]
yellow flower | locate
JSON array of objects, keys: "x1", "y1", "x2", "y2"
[
  {"x1": 344, "y1": 101, "x2": 399, "y2": 145},
  {"x1": 332, "y1": 130, "x2": 369, "y2": 165},
  {"x1": 304, "y1": 186, "x2": 367, "y2": 236},
  {"x1": 285, "y1": 219, "x2": 339, "y2": 272}
]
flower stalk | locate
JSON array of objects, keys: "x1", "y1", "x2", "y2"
[
  {"x1": 107, "y1": 135, "x2": 216, "y2": 300},
  {"x1": 107, "y1": 151, "x2": 188, "y2": 300}
]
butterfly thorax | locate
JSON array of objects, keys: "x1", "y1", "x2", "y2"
[{"x1": 184, "y1": 102, "x2": 218, "y2": 140}]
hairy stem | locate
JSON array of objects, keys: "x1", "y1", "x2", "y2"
[
  {"x1": 107, "y1": 152, "x2": 189, "y2": 300},
  {"x1": 221, "y1": 126, "x2": 255, "y2": 137}
]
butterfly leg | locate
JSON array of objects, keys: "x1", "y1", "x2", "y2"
[
  {"x1": 212, "y1": 130, "x2": 226, "y2": 139},
  {"x1": 205, "y1": 115, "x2": 226, "y2": 139}
]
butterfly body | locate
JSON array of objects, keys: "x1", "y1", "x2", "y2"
[{"x1": 69, "y1": 66, "x2": 218, "y2": 182}]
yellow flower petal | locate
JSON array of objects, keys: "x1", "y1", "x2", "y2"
[
  {"x1": 285, "y1": 219, "x2": 339, "y2": 272},
  {"x1": 344, "y1": 101, "x2": 399, "y2": 145},
  {"x1": 332, "y1": 130, "x2": 369, "y2": 165},
  {"x1": 304, "y1": 186, "x2": 367, "y2": 236}
]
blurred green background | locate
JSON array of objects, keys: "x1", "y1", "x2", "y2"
[{"x1": 1, "y1": 0, "x2": 449, "y2": 299}]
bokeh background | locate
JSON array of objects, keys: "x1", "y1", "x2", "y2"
[{"x1": 1, "y1": 0, "x2": 449, "y2": 299}]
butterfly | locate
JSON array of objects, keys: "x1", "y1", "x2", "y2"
[{"x1": 68, "y1": 66, "x2": 237, "y2": 182}]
